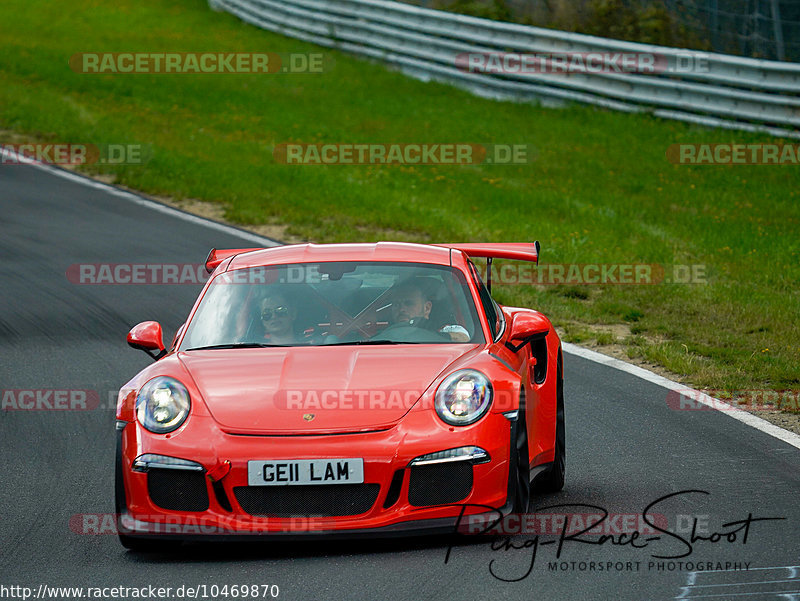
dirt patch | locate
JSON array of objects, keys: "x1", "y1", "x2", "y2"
[
  {"x1": 753, "y1": 411, "x2": 800, "y2": 436},
  {"x1": 163, "y1": 196, "x2": 305, "y2": 244},
  {"x1": 558, "y1": 322, "x2": 680, "y2": 380},
  {"x1": 0, "y1": 129, "x2": 37, "y2": 144},
  {"x1": 91, "y1": 173, "x2": 117, "y2": 185}
]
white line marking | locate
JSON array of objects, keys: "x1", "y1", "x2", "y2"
[
  {"x1": 561, "y1": 343, "x2": 800, "y2": 451},
  {"x1": 677, "y1": 566, "x2": 800, "y2": 599},
  {"x1": 0, "y1": 146, "x2": 280, "y2": 247},
  {"x1": 688, "y1": 580, "x2": 800, "y2": 588},
  {"x1": 692, "y1": 567, "x2": 800, "y2": 574},
  {"x1": 3, "y1": 146, "x2": 798, "y2": 451},
  {"x1": 675, "y1": 592, "x2": 800, "y2": 599}
]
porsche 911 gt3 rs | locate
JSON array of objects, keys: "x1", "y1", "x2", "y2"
[{"x1": 115, "y1": 242, "x2": 565, "y2": 550}]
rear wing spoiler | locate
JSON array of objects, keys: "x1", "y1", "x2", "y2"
[
  {"x1": 205, "y1": 242, "x2": 541, "y2": 292},
  {"x1": 437, "y1": 242, "x2": 540, "y2": 292},
  {"x1": 205, "y1": 248, "x2": 264, "y2": 273},
  {"x1": 438, "y1": 242, "x2": 539, "y2": 264}
]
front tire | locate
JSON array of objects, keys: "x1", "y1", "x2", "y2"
[
  {"x1": 510, "y1": 394, "x2": 531, "y2": 513},
  {"x1": 533, "y1": 357, "x2": 565, "y2": 493}
]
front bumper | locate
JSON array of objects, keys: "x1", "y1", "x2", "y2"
[{"x1": 117, "y1": 408, "x2": 515, "y2": 538}]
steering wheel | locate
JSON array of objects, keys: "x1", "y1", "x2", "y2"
[{"x1": 373, "y1": 322, "x2": 450, "y2": 343}]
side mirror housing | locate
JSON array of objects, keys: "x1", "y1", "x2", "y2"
[
  {"x1": 508, "y1": 312, "x2": 550, "y2": 350},
  {"x1": 127, "y1": 321, "x2": 166, "y2": 360}
]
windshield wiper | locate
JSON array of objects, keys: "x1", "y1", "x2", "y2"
[
  {"x1": 185, "y1": 343, "x2": 288, "y2": 351},
  {"x1": 321, "y1": 339, "x2": 420, "y2": 346}
]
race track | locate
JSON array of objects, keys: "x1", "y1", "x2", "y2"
[{"x1": 1, "y1": 163, "x2": 798, "y2": 601}]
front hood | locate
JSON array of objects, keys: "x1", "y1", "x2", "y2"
[{"x1": 178, "y1": 345, "x2": 480, "y2": 434}]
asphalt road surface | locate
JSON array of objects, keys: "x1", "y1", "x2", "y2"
[{"x1": 1, "y1": 163, "x2": 798, "y2": 601}]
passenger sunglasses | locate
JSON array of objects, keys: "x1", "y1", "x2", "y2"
[{"x1": 261, "y1": 306, "x2": 290, "y2": 320}]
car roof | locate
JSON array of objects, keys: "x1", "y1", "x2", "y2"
[{"x1": 224, "y1": 242, "x2": 454, "y2": 270}]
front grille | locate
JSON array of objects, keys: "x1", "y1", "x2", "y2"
[
  {"x1": 147, "y1": 468, "x2": 209, "y2": 512},
  {"x1": 234, "y1": 484, "x2": 380, "y2": 517},
  {"x1": 408, "y1": 462, "x2": 473, "y2": 506}
]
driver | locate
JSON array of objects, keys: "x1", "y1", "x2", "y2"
[{"x1": 388, "y1": 278, "x2": 470, "y2": 342}]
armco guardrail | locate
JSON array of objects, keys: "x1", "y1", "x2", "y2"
[{"x1": 210, "y1": 0, "x2": 800, "y2": 139}]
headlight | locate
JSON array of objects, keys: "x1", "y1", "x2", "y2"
[
  {"x1": 135, "y1": 376, "x2": 191, "y2": 434},
  {"x1": 435, "y1": 369, "x2": 493, "y2": 426}
]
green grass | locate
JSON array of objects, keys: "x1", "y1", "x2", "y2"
[{"x1": 2, "y1": 0, "x2": 799, "y2": 396}]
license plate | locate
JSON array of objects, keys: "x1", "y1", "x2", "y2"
[{"x1": 247, "y1": 458, "x2": 364, "y2": 486}]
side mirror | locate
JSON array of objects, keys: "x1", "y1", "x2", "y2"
[
  {"x1": 507, "y1": 312, "x2": 550, "y2": 352},
  {"x1": 127, "y1": 321, "x2": 166, "y2": 361}
]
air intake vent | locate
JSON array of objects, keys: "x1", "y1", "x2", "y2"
[
  {"x1": 147, "y1": 468, "x2": 209, "y2": 512},
  {"x1": 383, "y1": 469, "x2": 405, "y2": 509},
  {"x1": 408, "y1": 463, "x2": 473, "y2": 506}
]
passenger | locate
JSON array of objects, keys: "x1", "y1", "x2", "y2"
[{"x1": 260, "y1": 292, "x2": 299, "y2": 345}]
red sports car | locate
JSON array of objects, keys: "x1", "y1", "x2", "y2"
[{"x1": 116, "y1": 242, "x2": 565, "y2": 550}]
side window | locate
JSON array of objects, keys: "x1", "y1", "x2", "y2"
[{"x1": 468, "y1": 261, "x2": 502, "y2": 339}]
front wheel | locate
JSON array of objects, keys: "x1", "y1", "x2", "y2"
[{"x1": 510, "y1": 394, "x2": 531, "y2": 513}]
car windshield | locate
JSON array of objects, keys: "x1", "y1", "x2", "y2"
[{"x1": 179, "y1": 261, "x2": 485, "y2": 349}]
